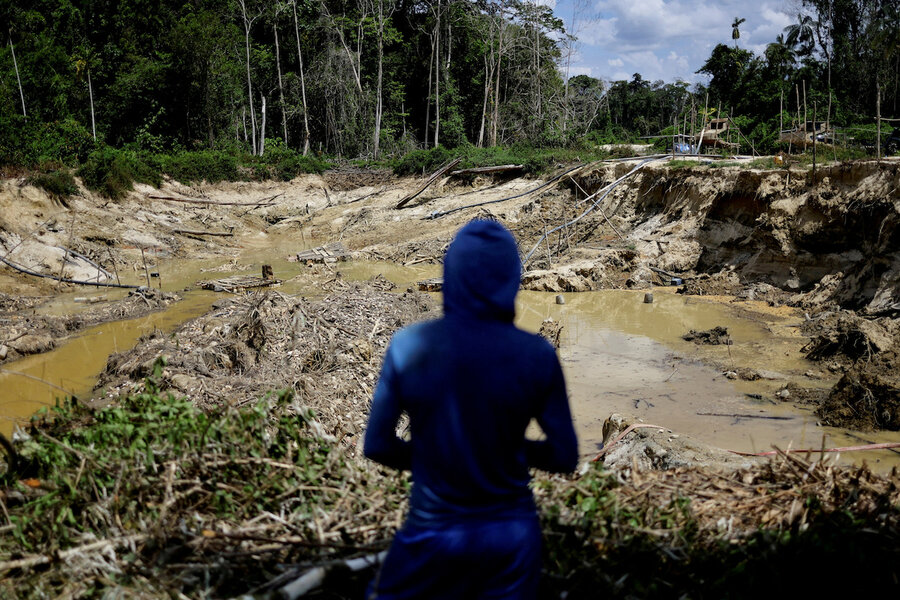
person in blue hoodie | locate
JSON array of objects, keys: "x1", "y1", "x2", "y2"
[{"x1": 364, "y1": 220, "x2": 579, "y2": 599}]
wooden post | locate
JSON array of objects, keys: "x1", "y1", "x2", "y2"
[
  {"x1": 672, "y1": 117, "x2": 676, "y2": 160},
  {"x1": 9, "y1": 31, "x2": 26, "y2": 119},
  {"x1": 802, "y1": 80, "x2": 808, "y2": 146},
  {"x1": 140, "y1": 248, "x2": 151, "y2": 288},
  {"x1": 107, "y1": 247, "x2": 121, "y2": 286},
  {"x1": 812, "y1": 101, "x2": 817, "y2": 177},
  {"x1": 779, "y1": 89, "x2": 783, "y2": 145},
  {"x1": 691, "y1": 96, "x2": 697, "y2": 154},
  {"x1": 876, "y1": 79, "x2": 881, "y2": 160},
  {"x1": 696, "y1": 93, "x2": 709, "y2": 155}
]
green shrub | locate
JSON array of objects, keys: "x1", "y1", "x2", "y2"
[
  {"x1": 160, "y1": 150, "x2": 240, "y2": 183},
  {"x1": 30, "y1": 119, "x2": 98, "y2": 167},
  {"x1": 262, "y1": 146, "x2": 329, "y2": 180},
  {"x1": 28, "y1": 168, "x2": 78, "y2": 199},
  {"x1": 78, "y1": 147, "x2": 160, "y2": 199},
  {"x1": 392, "y1": 146, "x2": 453, "y2": 176},
  {"x1": 0, "y1": 116, "x2": 97, "y2": 168}
]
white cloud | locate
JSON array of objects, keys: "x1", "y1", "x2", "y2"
[
  {"x1": 565, "y1": 65, "x2": 595, "y2": 77},
  {"x1": 555, "y1": 0, "x2": 793, "y2": 82}
]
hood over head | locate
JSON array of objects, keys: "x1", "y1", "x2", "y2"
[{"x1": 442, "y1": 220, "x2": 521, "y2": 321}]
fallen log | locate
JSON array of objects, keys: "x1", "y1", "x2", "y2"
[
  {"x1": 172, "y1": 228, "x2": 234, "y2": 237},
  {"x1": 146, "y1": 193, "x2": 282, "y2": 207},
  {"x1": 347, "y1": 185, "x2": 391, "y2": 204},
  {"x1": 426, "y1": 163, "x2": 587, "y2": 221},
  {"x1": 0, "y1": 254, "x2": 139, "y2": 289},
  {"x1": 449, "y1": 164, "x2": 524, "y2": 176},
  {"x1": 396, "y1": 157, "x2": 463, "y2": 209}
]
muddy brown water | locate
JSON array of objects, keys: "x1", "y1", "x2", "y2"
[
  {"x1": 517, "y1": 290, "x2": 900, "y2": 471},
  {"x1": 3, "y1": 243, "x2": 900, "y2": 472}
]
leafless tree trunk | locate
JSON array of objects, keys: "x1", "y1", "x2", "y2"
[
  {"x1": 424, "y1": 32, "x2": 435, "y2": 147},
  {"x1": 490, "y1": 25, "x2": 505, "y2": 147},
  {"x1": 373, "y1": 0, "x2": 395, "y2": 159},
  {"x1": 320, "y1": 1, "x2": 363, "y2": 93},
  {"x1": 259, "y1": 95, "x2": 267, "y2": 155},
  {"x1": 477, "y1": 53, "x2": 492, "y2": 147},
  {"x1": 433, "y1": 1, "x2": 441, "y2": 148},
  {"x1": 9, "y1": 31, "x2": 26, "y2": 119},
  {"x1": 273, "y1": 14, "x2": 288, "y2": 145},
  {"x1": 238, "y1": 0, "x2": 260, "y2": 155},
  {"x1": 87, "y1": 68, "x2": 96, "y2": 139},
  {"x1": 292, "y1": 0, "x2": 311, "y2": 155}
]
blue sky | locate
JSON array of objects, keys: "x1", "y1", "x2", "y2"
[{"x1": 548, "y1": 0, "x2": 802, "y2": 85}]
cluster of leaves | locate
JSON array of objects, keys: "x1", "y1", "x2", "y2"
[
  {"x1": 9, "y1": 363, "x2": 328, "y2": 548},
  {"x1": 1, "y1": 359, "x2": 406, "y2": 597},
  {"x1": 26, "y1": 167, "x2": 78, "y2": 200}
]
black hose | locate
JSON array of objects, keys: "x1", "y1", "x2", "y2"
[{"x1": 0, "y1": 254, "x2": 139, "y2": 289}]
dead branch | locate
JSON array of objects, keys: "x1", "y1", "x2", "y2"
[
  {"x1": 347, "y1": 186, "x2": 392, "y2": 204},
  {"x1": 0, "y1": 534, "x2": 146, "y2": 573},
  {"x1": 146, "y1": 193, "x2": 280, "y2": 207},
  {"x1": 396, "y1": 157, "x2": 463, "y2": 209},
  {"x1": 696, "y1": 412, "x2": 794, "y2": 421},
  {"x1": 172, "y1": 228, "x2": 235, "y2": 237},
  {"x1": 0, "y1": 254, "x2": 139, "y2": 289},
  {"x1": 449, "y1": 164, "x2": 524, "y2": 176}
]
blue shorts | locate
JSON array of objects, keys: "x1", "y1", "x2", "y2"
[{"x1": 367, "y1": 515, "x2": 542, "y2": 600}]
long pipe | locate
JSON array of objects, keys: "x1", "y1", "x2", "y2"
[{"x1": 0, "y1": 254, "x2": 139, "y2": 288}]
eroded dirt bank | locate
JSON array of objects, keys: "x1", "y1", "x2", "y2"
[{"x1": 2, "y1": 160, "x2": 900, "y2": 435}]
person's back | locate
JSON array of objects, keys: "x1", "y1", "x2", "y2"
[{"x1": 364, "y1": 220, "x2": 578, "y2": 599}]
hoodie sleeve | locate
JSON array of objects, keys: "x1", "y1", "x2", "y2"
[
  {"x1": 364, "y1": 345, "x2": 412, "y2": 471},
  {"x1": 525, "y1": 349, "x2": 579, "y2": 473}
]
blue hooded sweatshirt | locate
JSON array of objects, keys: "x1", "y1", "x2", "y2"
[{"x1": 364, "y1": 220, "x2": 578, "y2": 527}]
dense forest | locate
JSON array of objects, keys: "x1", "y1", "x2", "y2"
[{"x1": 0, "y1": 0, "x2": 898, "y2": 176}]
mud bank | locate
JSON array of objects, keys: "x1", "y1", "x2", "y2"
[
  {"x1": 2, "y1": 161, "x2": 899, "y2": 437},
  {"x1": 559, "y1": 161, "x2": 900, "y2": 313},
  {"x1": 3, "y1": 164, "x2": 900, "y2": 597}
]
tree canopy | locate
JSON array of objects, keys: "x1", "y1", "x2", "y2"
[{"x1": 0, "y1": 0, "x2": 897, "y2": 168}]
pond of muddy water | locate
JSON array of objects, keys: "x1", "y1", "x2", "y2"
[
  {"x1": 0, "y1": 236, "x2": 438, "y2": 438},
  {"x1": 3, "y1": 240, "x2": 899, "y2": 471},
  {"x1": 518, "y1": 290, "x2": 900, "y2": 471}
]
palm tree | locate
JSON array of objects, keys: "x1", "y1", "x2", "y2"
[
  {"x1": 784, "y1": 13, "x2": 816, "y2": 58},
  {"x1": 766, "y1": 34, "x2": 797, "y2": 80},
  {"x1": 731, "y1": 17, "x2": 746, "y2": 48}
]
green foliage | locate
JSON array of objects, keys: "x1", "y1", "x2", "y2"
[
  {"x1": 11, "y1": 358, "x2": 338, "y2": 551},
  {"x1": 27, "y1": 168, "x2": 78, "y2": 199},
  {"x1": 391, "y1": 146, "x2": 454, "y2": 176},
  {"x1": 391, "y1": 144, "x2": 605, "y2": 178},
  {"x1": 257, "y1": 143, "x2": 330, "y2": 180},
  {"x1": 158, "y1": 150, "x2": 240, "y2": 183},
  {"x1": 77, "y1": 147, "x2": 160, "y2": 199},
  {"x1": 0, "y1": 116, "x2": 97, "y2": 168}
]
